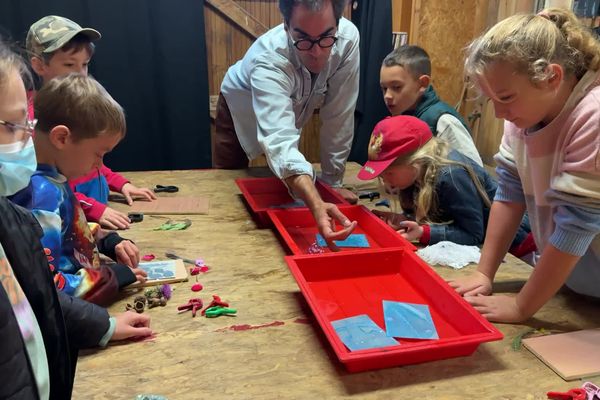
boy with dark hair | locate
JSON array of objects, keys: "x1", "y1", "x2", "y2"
[{"x1": 380, "y1": 45, "x2": 483, "y2": 166}]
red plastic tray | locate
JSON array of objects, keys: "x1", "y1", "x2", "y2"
[
  {"x1": 285, "y1": 248, "x2": 503, "y2": 372},
  {"x1": 235, "y1": 177, "x2": 348, "y2": 227},
  {"x1": 268, "y1": 205, "x2": 416, "y2": 254}
]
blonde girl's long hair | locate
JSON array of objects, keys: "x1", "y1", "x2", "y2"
[
  {"x1": 392, "y1": 138, "x2": 491, "y2": 224},
  {"x1": 465, "y1": 8, "x2": 600, "y2": 84}
]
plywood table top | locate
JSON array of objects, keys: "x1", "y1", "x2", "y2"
[{"x1": 73, "y1": 164, "x2": 600, "y2": 400}]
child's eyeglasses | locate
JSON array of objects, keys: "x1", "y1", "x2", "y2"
[
  {"x1": 290, "y1": 34, "x2": 338, "y2": 51},
  {"x1": 0, "y1": 118, "x2": 37, "y2": 150}
]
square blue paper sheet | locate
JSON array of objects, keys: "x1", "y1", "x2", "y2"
[
  {"x1": 316, "y1": 233, "x2": 370, "y2": 248},
  {"x1": 331, "y1": 314, "x2": 398, "y2": 351},
  {"x1": 383, "y1": 300, "x2": 439, "y2": 340},
  {"x1": 139, "y1": 260, "x2": 177, "y2": 280}
]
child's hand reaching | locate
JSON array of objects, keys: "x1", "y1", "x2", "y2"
[
  {"x1": 110, "y1": 311, "x2": 152, "y2": 341},
  {"x1": 100, "y1": 207, "x2": 131, "y2": 230},
  {"x1": 131, "y1": 268, "x2": 147, "y2": 284},
  {"x1": 115, "y1": 240, "x2": 140, "y2": 268},
  {"x1": 121, "y1": 183, "x2": 157, "y2": 206},
  {"x1": 396, "y1": 221, "x2": 423, "y2": 241},
  {"x1": 463, "y1": 294, "x2": 526, "y2": 323},
  {"x1": 333, "y1": 187, "x2": 358, "y2": 204},
  {"x1": 115, "y1": 241, "x2": 146, "y2": 283},
  {"x1": 372, "y1": 210, "x2": 407, "y2": 230},
  {"x1": 447, "y1": 271, "x2": 493, "y2": 297}
]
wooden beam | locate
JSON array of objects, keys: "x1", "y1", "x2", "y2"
[
  {"x1": 206, "y1": 0, "x2": 268, "y2": 39},
  {"x1": 409, "y1": 0, "x2": 422, "y2": 45}
]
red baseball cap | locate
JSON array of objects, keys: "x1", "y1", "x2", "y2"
[{"x1": 357, "y1": 116, "x2": 432, "y2": 180}]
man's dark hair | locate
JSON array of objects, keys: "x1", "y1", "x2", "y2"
[
  {"x1": 382, "y1": 45, "x2": 432, "y2": 78},
  {"x1": 279, "y1": 0, "x2": 347, "y2": 25}
]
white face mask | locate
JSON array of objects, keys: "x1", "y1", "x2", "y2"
[{"x1": 0, "y1": 138, "x2": 37, "y2": 196}]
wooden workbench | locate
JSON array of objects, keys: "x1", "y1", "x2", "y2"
[{"x1": 73, "y1": 164, "x2": 600, "y2": 400}]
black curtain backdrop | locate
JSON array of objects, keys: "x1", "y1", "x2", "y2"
[
  {"x1": 0, "y1": 0, "x2": 211, "y2": 172},
  {"x1": 350, "y1": 0, "x2": 392, "y2": 164}
]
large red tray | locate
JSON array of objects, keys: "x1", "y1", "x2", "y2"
[
  {"x1": 284, "y1": 248, "x2": 503, "y2": 372},
  {"x1": 235, "y1": 177, "x2": 347, "y2": 227}
]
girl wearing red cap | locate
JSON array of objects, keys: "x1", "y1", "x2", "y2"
[{"x1": 357, "y1": 115, "x2": 532, "y2": 253}]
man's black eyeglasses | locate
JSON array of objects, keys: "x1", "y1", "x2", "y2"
[{"x1": 291, "y1": 35, "x2": 337, "y2": 51}]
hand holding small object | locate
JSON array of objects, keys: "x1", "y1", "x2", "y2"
[
  {"x1": 314, "y1": 202, "x2": 357, "y2": 251},
  {"x1": 372, "y1": 209, "x2": 407, "y2": 230},
  {"x1": 110, "y1": 311, "x2": 152, "y2": 341},
  {"x1": 397, "y1": 221, "x2": 423, "y2": 241},
  {"x1": 115, "y1": 240, "x2": 141, "y2": 268}
]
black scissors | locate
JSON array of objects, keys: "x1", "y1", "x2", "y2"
[
  {"x1": 128, "y1": 212, "x2": 144, "y2": 223},
  {"x1": 154, "y1": 184, "x2": 179, "y2": 193}
]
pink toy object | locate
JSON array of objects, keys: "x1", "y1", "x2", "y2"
[
  {"x1": 190, "y1": 265, "x2": 210, "y2": 275},
  {"x1": 307, "y1": 242, "x2": 325, "y2": 254},
  {"x1": 142, "y1": 254, "x2": 156, "y2": 261},
  {"x1": 191, "y1": 283, "x2": 203, "y2": 292}
]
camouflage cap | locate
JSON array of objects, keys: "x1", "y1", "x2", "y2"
[{"x1": 26, "y1": 15, "x2": 101, "y2": 55}]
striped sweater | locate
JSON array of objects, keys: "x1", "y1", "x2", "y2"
[{"x1": 494, "y1": 69, "x2": 600, "y2": 297}]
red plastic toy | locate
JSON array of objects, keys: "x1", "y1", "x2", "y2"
[
  {"x1": 201, "y1": 295, "x2": 229, "y2": 316},
  {"x1": 191, "y1": 283, "x2": 203, "y2": 292},
  {"x1": 178, "y1": 298, "x2": 203, "y2": 317},
  {"x1": 547, "y1": 389, "x2": 586, "y2": 400}
]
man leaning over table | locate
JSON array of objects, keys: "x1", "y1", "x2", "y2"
[{"x1": 214, "y1": 0, "x2": 360, "y2": 250}]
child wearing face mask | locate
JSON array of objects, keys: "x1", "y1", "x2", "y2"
[
  {"x1": 449, "y1": 9, "x2": 600, "y2": 323},
  {"x1": 0, "y1": 39, "x2": 152, "y2": 400},
  {"x1": 357, "y1": 115, "x2": 533, "y2": 255}
]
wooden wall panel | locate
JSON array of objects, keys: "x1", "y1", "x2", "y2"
[
  {"x1": 409, "y1": 0, "x2": 481, "y2": 107},
  {"x1": 400, "y1": 0, "x2": 537, "y2": 167},
  {"x1": 392, "y1": 0, "x2": 412, "y2": 33},
  {"x1": 458, "y1": 0, "x2": 536, "y2": 166},
  {"x1": 206, "y1": 1, "x2": 351, "y2": 167}
]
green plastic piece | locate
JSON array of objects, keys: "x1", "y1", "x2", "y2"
[
  {"x1": 153, "y1": 219, "x2": 192, "y2": 231},
  {"x1": 205, "y1": 306, "x2": 237, "y2": 318}
]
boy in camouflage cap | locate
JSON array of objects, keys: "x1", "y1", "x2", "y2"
[
  {"x1": 26, "y1": 15, "x2": 157, "y2": 230},
  {"x1": 27, "y1": 15, "x2": 101, "y2": 83}
]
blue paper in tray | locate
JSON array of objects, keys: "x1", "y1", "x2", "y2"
[
  {"x1": 331, "y1": 314, "x2": 399, "y2": 351},
  {"x1": 383, "y1": 300, "x2": 439, "y2": 340},
  {"x1": 316, "y1": 233, "x2": 370, "y2": 248},
  {"x1": 270, "y1": 199, "x2": 306, "y2": 209}
]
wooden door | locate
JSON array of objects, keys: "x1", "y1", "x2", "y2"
[{"x1": 392, "y1": 0, "x2": 536, "y2": 167}]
